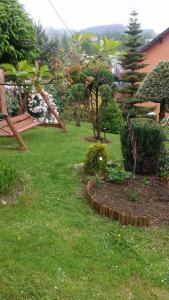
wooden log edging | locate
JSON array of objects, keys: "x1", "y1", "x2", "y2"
[{"x1": 86, "y1": 177, "x2": 150, "y2": 227}]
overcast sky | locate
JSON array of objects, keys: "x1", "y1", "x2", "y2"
[{"x1": 19, "y1": 0, "x2": 169, "y2": 33}]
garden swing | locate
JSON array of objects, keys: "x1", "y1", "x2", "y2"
[{"x1": 0, "y1": 69, "x2": 67, "y2": 150}]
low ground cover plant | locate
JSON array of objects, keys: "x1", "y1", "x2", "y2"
[
  {"x1": 106, "y1": 164, "x2": 131, "y2": 183},
  {"x1": 0, "y1": 160, "x2": 17, "y2": 194}
]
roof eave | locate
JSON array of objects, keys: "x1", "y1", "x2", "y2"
[{"x1": 141, "y1": 27, "x2": 169, "y2": 52}]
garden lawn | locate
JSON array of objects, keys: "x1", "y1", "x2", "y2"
[{"x1": 0, "y1": 122, "x2": 169, "y2": 300}]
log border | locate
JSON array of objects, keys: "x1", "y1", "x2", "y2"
[{"x1": 86, "y1": 176, "x2": 150, "y2": 227}]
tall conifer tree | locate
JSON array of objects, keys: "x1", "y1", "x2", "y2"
[{"x1": 121, "y1": 11, "x2": 147, "y2": 97}]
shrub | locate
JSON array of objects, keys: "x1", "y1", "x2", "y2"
[
  {"x1": 60, "y1": 106, "x2": 90, "y2": 123},
  {"x1": 120, "y1": 118, "x2": 166, "y2": 175},
  {"x1": 101, "y1": 100, "x2": 123, "y2": 134},
  {"x1": 60, "y1": 107, "x2": 74, "y2": 122},
  {"x1": 106, "y1": 164, "x2": 131, "y2": 183},
  {"x1": 157, "y1": 149, "x2": 169, "y2": 178},
  {"x1": 0, "y1": 160, "x2": 17, "y2": 194},
  {"x1": 84, "y1": 143, "x2": 107, "y2": 176},
  {"x1": 45, "y1": 84, "x2": 68, "y2": 113}
]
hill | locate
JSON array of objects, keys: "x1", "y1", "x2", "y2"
[{"x1": 45, "y1": 24, "x2": 157, "y2": 45}]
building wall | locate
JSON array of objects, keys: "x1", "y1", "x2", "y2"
[
  {"x1": 136, "y1": 32, "x2": 169, "y2": 120},
  {"x1": 142, "y1": 32, "x2": 169, "y2": 73},
  {"x1": 135, "y1": 102, "x2": 160, "y2": 121}
]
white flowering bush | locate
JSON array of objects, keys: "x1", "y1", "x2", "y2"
[{"x1": 27, "y1": 92, "x2": 58, "y2": 124}]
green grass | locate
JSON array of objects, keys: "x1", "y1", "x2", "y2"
[{"x1": 0, "y1": 122, "x2": 169, "y2": 300}]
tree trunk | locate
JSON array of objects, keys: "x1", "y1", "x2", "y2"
[
  {"x1": 92, "y1": 124, "x2": 96, "y2": 139},
  {"x1": 95, "y1": 88, "x2": 101, "y2": 140},
  {"x1": 75, "y1": 102, "x2": 81, "y2": 127},
  {"x1": 159, "y1": 99, "x2": 166, "y2": 121},
  {"x1": 18, "y1": 93, "x2": 28, "y2": 115}
]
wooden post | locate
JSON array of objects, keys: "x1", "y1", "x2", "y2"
[
  {"x1": 4, "y1": 116, "x2": 28, "y2": 150},
  {"x1": 0, "y1": 70, "x2": 8, "y2": 116},
  {"x1": 0, "y1": 69, "x2": 27, "y2": 150},
  {"x1": 40, "y1": 89, "x2": 67, "y2": 133}
]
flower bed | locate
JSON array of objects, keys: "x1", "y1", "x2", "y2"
[{"x1": 86, "y1": 176, "x2": 169, "y2": 226}]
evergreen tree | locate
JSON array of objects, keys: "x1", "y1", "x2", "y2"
[
  {"x1": 121, "y1": 11, "x2": 147, "y2": 96},
  {"x1": 99, "y1": 85, "x2": 122, "y2": 134},
  {"x1": 0, "y1": 0, "x2": 39, "y2": 63}
]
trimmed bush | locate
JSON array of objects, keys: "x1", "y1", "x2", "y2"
[
  {"x1": 101, "y1": 100, "x2": 123, "y2": 134},
  {"x1": 0, "y1": 160, "x2": 17, "y2": 194},
  {"x1": 120, "y1": 118, "x2": 166, "y2": 175},
  {"x1": 84, "y1": 143, "x2": 107, "y2": 176},
  {"x1": 157, "y1": 149, "x2": 169, "y2": 178}
]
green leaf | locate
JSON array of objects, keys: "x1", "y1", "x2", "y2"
[
  {"x1": 92, "y1": 41, "x2": 101, "y2": 51},
  {"x1": 17, "y1": 60, "x2": 29, "y2": 71},
  {"x1": 80, "y1": 33, "x2": 95, "y2": 40},
  {"x1": 15, "y1": 71, "x2": 30, "y2": 78},
  {"x1": 40, "y1": 65, "x2": 49, "y2": 74},
  {"x1": 0, "y1": 63, "x2": 16, "y2": 73}
]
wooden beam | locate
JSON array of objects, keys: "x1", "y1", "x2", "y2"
[
  {"x1": 40, "y1": 89, "x2": 67, "y2": 133},
  {"x1": 0, "y1": 69, "x2": 8, "y2": 116},
  {"x1": 3, "y1": 116, "x2": 28, "y2": 150},
  {"x1": 0, "y1": 69, "x2": 28, "y2": 150}
]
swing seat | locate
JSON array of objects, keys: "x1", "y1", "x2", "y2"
[{"x1": 0, "y1": 113, "x2": 42, "y2": 137}]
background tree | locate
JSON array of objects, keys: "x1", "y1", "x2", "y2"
[
  {"x1": 60, "y1": 32, "x2": 69, "y2": 51},
  {"x1": 0, "y1": 0, "x2": 39, "y2": 63},
  {"x1": 137, "y1": 61, "x2": 169, "y2": 121},
  {"x1": 35, "y1": 22, "x2": 49, "y2": 63},
  {"x1": 81, "y1": 63, "x2": 115, "y2": 140},
  {"x1": 64, "y1": 34, "x2": 122, "y2": 139},
  {"x1": 121, "y1": 11, "x2": 147, "y2": 98},
  {"x1": 70, "y1": 83, "x2": 87, "y2": 127}
]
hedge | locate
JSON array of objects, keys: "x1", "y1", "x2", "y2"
[{"x1": 120, "y1": 118, "x2": 166, "y2": 175}]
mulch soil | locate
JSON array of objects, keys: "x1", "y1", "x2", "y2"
[
  {"x1": 91, "y1": 176, "x2": 169, "y2": 226},
  {"x1": 84, "y1": 136, "x2": 111, "y2": 143}
]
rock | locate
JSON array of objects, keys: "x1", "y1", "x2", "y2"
[
  {"x1": 68, "y1": 163, "x2": 84, "y2": 170},
  {"x1": 1, "y1": 200, "x2": 7, "y2": 205}
]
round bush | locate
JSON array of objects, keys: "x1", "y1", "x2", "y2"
[
  {"x1": 120, "y1": 118, "x2": 166, "y2": 175},
  {"x1": 101, "y1": 100, "x2": 123, "y2": 134}
]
